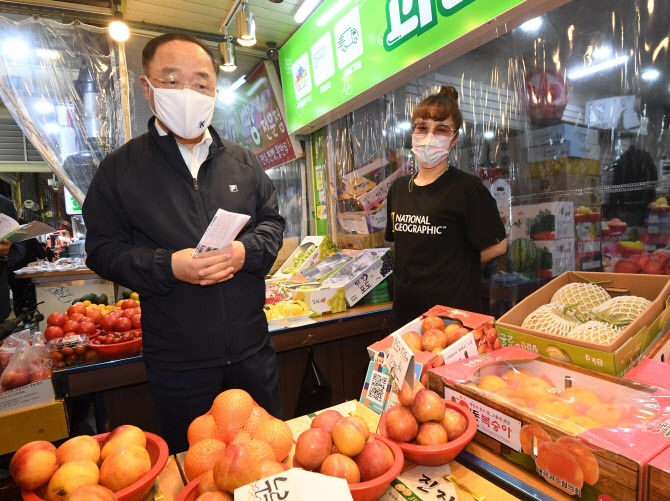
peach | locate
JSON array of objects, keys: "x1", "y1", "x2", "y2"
[
  {"x1": 421, "y1": 316, "x2": 444, "y2": 334},
  {"x1": 501, "y1": 367, "x2": 531, "y2": 387},
  {"x1": 344, "y1": 416, "x2": 370, "y2": 441},
  {"x1": 440, "y1": 408, "x2": 468, "y2": 441},
  {"x1": 354, "y1": 439, "x2": 394, "y2": 482},
  {"x1": 294, "y1": 428, "x2": 332, "y2": 471},
  {"x1": 421, "y1": 329, "x2": 446, "y2": 352},
  {"x1": 332, "y1": 418, "x2": 366, "y2": 457},
  {"x1": 519, "y1": 425, "x2": 552, "y2": 456},
  {"x1": 560, "y1": 416, "x2": 600, "y2": 435},
  {"x1": 491, "y1": 388, "x2": 528, "y2": 408},
  {"x1": 45, "y1": 460, "x2": 99, "y2": 501},
  {"x1": 311, "y1": 409, "x2": 342, "y2": 435},
  {"x1": 100, "y1": 425, "x2": 146, "y2": 461},
  {"x1": 213, "y1": 443, "x2": 260, "y2": 494},
  {"x1": 555, "y1": 437, "x2": 599, "y2": 485},
  {"x1": 401, "y1": 331, "x2": 423, "y2": 352},
  {"x1": 9, "y1": 441, "x2": 59, "y2": 490},
  {"x1": 560, "y1": 387, "x2": 600, "y2": 414},
  {"x1": 258, "y1": 460, "x2": 287, "y2": 479},
  {"x1": 446, "y1": 328, "x2": 470, "y2": 347},
  {"x1": 416, "y1": 422, "x2": 448, "y2": 446},
  {"x1": 432, "y1": 354, "x2": 445, "y2": 367},
  {"x1": 535, "y1": 441, "x2": 584, "y2": 494},
  {"x1": 320, "y1": 454, "x2": 361, "y2": 484},
  {"x1": 477, "y1": 375, "x2": 509, "y2": 393},
  {"x1": 398, "y1": 381, "x2": 414, "y2": 407},
  {"x1": 517, "y1": 377, "x2": 553, "y2": 405},
  {"x1": 197, "y1": 470, "x2": 218, "y2": 496},
  {"x1": 535, "y1": 396, "x2": 577, "y2": 425},
  {"x1": 420, "y1": 372, "x2": 428, "y2": 388},
  {"x1": 412, "y1": 389, "x2": 446, "y2": 423},
  {"x1": 58, "y1": 435, "x2": 101, "y2": 465},
  {"x1": 385, "y1": 406, "x2": 418, "y2": 443},
  {"x1": 586, "y1": 404, "x2": 621, "y2": 428},
  {"x1": 68, "y1": 485, "x2": 117, "y2": 501},
  {"x1": 99, "y1": 444, "x2": 151, "y2": 493},
  {"x1": 196, "y1": 493, "x2": 232, "y2": 501},
  {"x1": 444, "y1": 323, "x2": 460, "y2": 335}
]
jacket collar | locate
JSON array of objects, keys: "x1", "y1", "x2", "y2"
[{"x1": 147, "y1": 116, "x2": 227, "y2": 167}]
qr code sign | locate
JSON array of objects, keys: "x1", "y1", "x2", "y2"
[{"x1": 368, "y1": 371, "x2": 389, "y2": 406}]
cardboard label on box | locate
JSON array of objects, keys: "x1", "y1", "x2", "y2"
[
  {"x1": 0, "y1": 378, "x2": 55, "y2": 414},
  {"x1": 439, "y1": 332, "x2": 478, "y2": 365},
  {"x1": 387, "y1": 334, "x2": 415, "y2": 389},
  {"x1": 510, "y1": 202, "x2": 574, "y2": 241},
  {"x1": 234, "y1": 469, "x2": 353, "y2": 501}
]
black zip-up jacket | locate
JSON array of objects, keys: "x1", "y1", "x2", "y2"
[{"x1": 83, "y1": 118, "x2": 286, "y2": 370}]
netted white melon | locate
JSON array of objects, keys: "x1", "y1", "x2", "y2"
[
  {"x1": 591, "y1": 296, "x2": 652, "y2": 326},
  {"x1": 522, "y1": 304, "x2": 580, "y2": 337},
  {"x1": 551, "y1": 283, "x2": 611, "y2": 321},
  {"x1": 567, "y1": 320, "x2": 621, "y2": 345}
]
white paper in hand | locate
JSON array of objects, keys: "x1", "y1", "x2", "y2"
[{"x1": 193, "y1": 209, "x2": 250, "y2": 256}]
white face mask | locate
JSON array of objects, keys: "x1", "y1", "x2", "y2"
[
  {"x1": 146, "y1": 78, "x2": 216, "y2": 139},
  {"x1": 411, "y1": 133, "x2": 452, "y2": 168}
]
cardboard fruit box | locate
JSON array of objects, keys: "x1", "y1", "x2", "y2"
[
  {"x1": 273, "y1": 236, "x2": 337, "y2": 280},
  {"x1": 496, "y1": 272, "x2": 670, "y2": 376},
  {"x1": 646, "y1": 445, "x2": 670, "y2": 501},
  {"x1": 427, "y1": 346, "x2": 670, "y2": 501},
  {"x1": 644, "y1": 329, "x2": 670, "y2": 364}
]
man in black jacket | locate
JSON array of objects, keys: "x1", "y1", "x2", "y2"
[{"x1": 83, "y1": 33, "x2": 286, "y2": 453}]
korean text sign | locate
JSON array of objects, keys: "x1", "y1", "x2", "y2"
[{"x1": 279, "y1": 0, "x2": 529, "y2": 134}]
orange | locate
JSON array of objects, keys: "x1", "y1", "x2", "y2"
[
  {"x1": 248, "y1": 439, "x2": 275, "y2": 462},
  {"x1": 184, "y1": 439, "x2": 227, "y2": 482},
  {"x1": 243, "y1": 406, "x2": 271, "y2": 438},
  {"x1": 230, "y1": 431, "x2": 252, "y2": 444},
  {"x1": 254, "y1": 419, "x2": 293, "y2": 462},
  {"x1": 211, "y1": 389, "x2": 254, "y2": 443},
  {"x1": 188, "y1": 415, "x2": 218, "y2": 446}
]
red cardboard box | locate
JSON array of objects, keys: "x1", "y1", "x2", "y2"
[
  {"x1": 646, "y1": 446, "x2": 670, "y2": 501},
  {"x1": 625, "y1": 358, "x2": 670, "y2": 392}
]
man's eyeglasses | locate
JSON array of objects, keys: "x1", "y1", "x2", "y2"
[
  {"x1": 145, "y1": 76, "x2": 217, "y2": 96},
  {"x1": 412, "y1": 122, "x2": 457, "y2": 139}
]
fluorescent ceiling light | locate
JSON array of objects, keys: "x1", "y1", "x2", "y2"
[
  {"x1": 219, "y1": 75, "x2": 247, "y2": 103},
  {"x1": 568, "y1": 55, "x2": 629, "y2": 80},
  {"x1": 316, "y1": 0, "x2": 349, "y2": 26},
  {"x1": 520, "y1": 17, "x2": 542, "y2": 32},
  {"x1": 295, "y1": 0, "x2": 321, "y2": 24},
  {"x1": 484, "y1": 131, "x2": 495, "y2": 140},
  {"x1": 228, "y1": 75, "x2": 247, "y2": 93},
  {"x1": 593, "y1": 46, "x2": 612, "y2": 59},
  {"x1": 34, "y1": 100, "x2": 54, "y2": 114},
  {"x1": 641, "y1": 68, "x2": 660, "y2": 81},
  {"x1": 2, "y1": 39, "x2": 29, "y2": 58},
  {"x1": 219, "y1": 93, "x2": 236, "y2": 104}
]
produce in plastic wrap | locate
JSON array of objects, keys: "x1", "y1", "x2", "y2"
[
  {"x1": 550, "y1": 282, "x2": 611, "y2": 321},
  {"x1": 568, "y1": 321, "x2": 623, "y2": 345},
  {"x1": 522, "y1": 304, "x2": 581, "y2": 337},
  {"x1": 0, "y1": 340, "x2": 52, "y2": 391},
  {"x1": 591, "y1": 296, "x2": 652, "y2": 326},
  {"x1": 263, "y1": 300, "x2": 310, "y2": 320}
]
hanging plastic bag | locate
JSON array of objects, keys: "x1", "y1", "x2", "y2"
[
  {"x1": 31, "y1": 331, "x2": 51, "y2": 367},
  {"x1": 294, "y1": 346, "x2": 332, "y2": 417},
  {"x1": 0, "y1": 340, "x2": 52, "y2": 392}
]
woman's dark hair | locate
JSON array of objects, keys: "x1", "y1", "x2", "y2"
[
  {"x1": 412, "y1": 85, "x2": 463, "y2": 130},
  {"x1": 142, "y1": 33, "x2": 218, "y2": 75}
]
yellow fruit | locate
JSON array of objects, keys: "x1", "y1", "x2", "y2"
[
  {"x1": 116, "y1": 300, "x2": 124, "y2": 308},
  {"x1": 82, "y1": 300, "x2": 92, "y2": 307},
  {"x1": 130, "y1": 292, "x2": 139, "y2": 301}
]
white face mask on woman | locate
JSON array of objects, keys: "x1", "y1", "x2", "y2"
[
  {"x1": 411, "y1": 133, "x2": 451, "y2": 168},
  {"x1": 146, "y1": 78, "x2": 216, "y2": 139}
]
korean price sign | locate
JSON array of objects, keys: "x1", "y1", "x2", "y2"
[{"x1": 387, "y1": 333, "x2": 415, "y2": 390}]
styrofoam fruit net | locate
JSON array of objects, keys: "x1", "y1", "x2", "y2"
[
  {"x1": 591, "y1": 296, "x2": 652, "y2": 325},
  {"x1": 551, "y1": 283, "x2": 611, "y2": 321},
  {"x1": 567, "y1": 320, "x2": 621, "y2": 345},
  {"x1": 522, "y1": 304, "x2": 580, "y2": 337}
]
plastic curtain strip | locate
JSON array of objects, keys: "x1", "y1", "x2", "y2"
[
  {"x1": 265, "y1": 156, "x2": 306, "y2": 241},
  {"x1": 0, "y1": 16, "x2": 126, "y2": 205}
]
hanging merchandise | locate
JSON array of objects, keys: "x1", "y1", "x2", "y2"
[
  {"x1": 294, "y1": 346, "x2": 332, "y2": 417},
  {"x1": 0, "y1": 16, "x2": 127, "y2": 205}
]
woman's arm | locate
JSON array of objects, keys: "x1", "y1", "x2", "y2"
[{"x1": 481, "y1": 238, "x2": 507, "y2": 263}]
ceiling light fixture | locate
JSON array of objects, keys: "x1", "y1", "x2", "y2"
[
  {"x1": 295, "y1": 0, "x2": 321, "y2": 24},
  {"x1": 568, "y1": 54, "x2": 629, "y2": 80},
  {"x1": 108, "y1": 0, "x2": 129, "y2": 42},
  {"x1": 641, "y1": 68, "x2": 660, "y2": 81},
  {"x1": 520, "y1": 17, "x2": 542, "y2": 32},
  {"x1": 593, "y1": 46, "x2": 612, "y2": 59},
  {"x1": 219, "y1": 32, "x2": 237, "y2": 73},
  {"x1": 236, "y1": 1, "x2": 257, "y2": 47}
]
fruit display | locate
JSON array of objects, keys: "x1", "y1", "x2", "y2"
[
  {"x1": 263, "y1": 300, "x2": 310, "y2": 321},
  {"x1": 10, "y1": 425, "x2": 168, "y2": 501},
  {"x1": 46, "y1": 334, "x2": 89, "y2": 368},
  {"x1": 510, "y1": 238, "x2": 539, "y2": 273},
  {"x1": 521, "y1": 277, "x2": 653, "y2": 345}
]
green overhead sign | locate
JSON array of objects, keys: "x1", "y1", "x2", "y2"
[{"x1": 279, "y1": 0, "x2": 528, "y2": 134}]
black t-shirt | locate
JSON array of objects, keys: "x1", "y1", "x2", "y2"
[{"x1": 385, "y1": 167, "x2": 506, "y2": 328}]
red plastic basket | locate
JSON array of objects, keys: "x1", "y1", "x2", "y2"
[
  {"x1": 177, "y1": 434, "x2": 404, "y2": 501},
  {"x1": 378, "y1": 400, "x2": 477, "y2": 466},
  {"x1": 22, "y1": 432, "x2": 169, "y2": 501},
  {"x1": 90, "y1": 334, "x2": 143, "y2": 361}
]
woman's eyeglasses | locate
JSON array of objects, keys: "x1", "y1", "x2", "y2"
[{"x1": 412, "y1": 122, "x2": 456, "y2": 139}]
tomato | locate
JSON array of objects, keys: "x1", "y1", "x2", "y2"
[
  {"x1": 100, "y1": 315, "x2": 117, "y2": 332},
  {"x1": 122, "y1": 307, "x2": 140, "y2": 319},
  {"x1": 44, "y1": 326, "x2": 64, "y2": 341},
  {"x1": 74, "y1": 345, "x2": 86, "y2": 355},
  {"x1": 67, "y1": 304, "x2": 87, "y2": 317},
  {"x1": 65, "y1": 354, "x2": 78, "y2": 364},
  {"x1": 121, "y1": 333, "x2": 131, "y2": 342},
  {"x1": 130, "y1": 314, "x2": 141, "y2": 330},
  {"x1": 85, "y1": 310, "x2": 103, "y2": 324},
  {"x1": 61, "y1": 346, "x2": 74, "y2": 356},
  {"x1": 63, "y1": 320, "x2": 80, "y2": 334},
  {"x1": 53, "y1": 360, "x2": 64, "y2": 368},
  {"x1": 114, "y1": 317, "x2": 132, "y2": 332},
  {"x1": 120, "y1": 299, "x2": 139, "y2": 310},
  {"x1": 47, "y1": 312, "x2": 67, "y2": 327},
  {"x1": 77, "y1": 322, "x2": 96, "y2": 335},
  {"x1": 68, "y1": 313, "x2": 85, "y2": 322},
  {"x1": 50, "y1": 351, "x2": 63, "y2": 361}
]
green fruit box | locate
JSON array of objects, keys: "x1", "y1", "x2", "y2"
[
  {"x1": 322, "y1": 248, "x2": 392, "y2": 307},
  {"x1": 427, "y1": 346, "x2": 670, "y2": 501},
  {"x1": 287, "y1": 284, "x2": 347, "y2": 315},
  {"x1": 496, "y1": 272, "x2": 670, "y2": 376},
  {"x1": 272, "y1": 236, "x2": 337, "y2": 280}
]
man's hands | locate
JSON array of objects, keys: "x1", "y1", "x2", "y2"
[
  {"x1": 0, "y1": 239, "x2": 11, "y2": 258},
  {"x1": 171, "y1": 241, "x2": 246, "y2": 286}
]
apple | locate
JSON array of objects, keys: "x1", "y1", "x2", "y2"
[
  {"x1": 9, "y1": 441, "x2": 59, "y2": 490},
  {"x1": 101, "y1": 424, "x2": 146, "y2": 461},
  {"x1": 213, "y1": 443, "x2": 261, "y2": 494},
  {"x1": 45, "y1": 460, "x2": 99, "y2": 501},
  {"x1": 121, "y1": 299, "x2": 139, "y2": 310},
  {"x1": 44, "y1": 326, "x2": 64, "y2": 341},
  {"x1": 77, "y1": 322, "x2": 97, "y2": 336},
  {"x1": 69, "y1": 485, "x2": 118, "y2": 501},
  {"x1": 354, "y1": 439, "x2": 394, "y2": 482},
  {"x1": 114, "y1": 317, "x2": 132, "y2": 332},
  {"x1": 294, "y1": 428, "x2": 332, "y2": 471},
  {"x1": 58, "y1": 435, "x2": 101, "y2": 465},
  {"x1": 412, "y1": 389, "x2": 446, "y2": 423},
  {"x1": 416, "y1": 422, "x2": 448, "y2": 446},
  {"x1": 47, "y1": 312, "x2": 67, "y2": 327},
  {"x1": 63, "y1": 320, "x2": 80, "y2": 334},
  {"x1": 385, "y1": 406, "x2": 418, "y2": 443},
  {"x1": 100, "y1": 315, "x2": 116, "y2": 332},
  {"x1": 99, "y1": 445, "x2": 151, "y2": 492},
  {"x1": 310, "y1": 409, "x2": 342, "y2": 435},
  {"x1": 440, "y1": 408, "x2": 468, "y2": 441},
  {"x1": 131, "y1": 314, "x2": 141, "y2": 330},
  {"x1": 320, "y1": 453, "x2": 360, "y2": 484}
]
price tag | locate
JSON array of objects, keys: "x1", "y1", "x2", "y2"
[
  {"x1": 387, "y1": 334, "x2": 415, "y2": 391},
  {"x1": 439, "y1": 332, "x2": 478, "y2": 365},
  {"x1": 235, "y1": 469, "x2": 353, "y2": 501}
]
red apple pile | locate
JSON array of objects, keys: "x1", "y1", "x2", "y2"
[
  {"x1": 292, "y1": 410, "x2": 395, "y2": 485},
  {"x1": 385, "y1": 387, "x2": 468, "y2": 446},
  {"x1": 9, "y1": 424, "x2": 153, "y2": 501}
]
